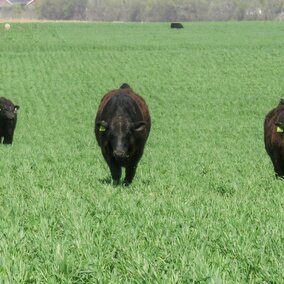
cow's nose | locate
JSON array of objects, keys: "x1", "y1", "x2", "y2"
[{"x1": 113, "y1": 150, "x2": 126, "y2": 158}]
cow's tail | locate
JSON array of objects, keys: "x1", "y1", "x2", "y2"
[{"x1": 120, "y1": 83, "x2": 131, "y2": 89}]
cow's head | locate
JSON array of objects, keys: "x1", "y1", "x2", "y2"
[
  {"x1": 96, "y1": 117, "x2": 146, "y2": 161},
  {"x1": 0, "y1": 104, "x2": 20, "y2": 120}
]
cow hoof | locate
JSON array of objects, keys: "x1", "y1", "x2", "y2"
[
  {"x1": 123, "y1": 180, "x2": 131, "y2": 186},
  {"x1": 112, "y1": 180, "x2": 120, "y2": 186}
]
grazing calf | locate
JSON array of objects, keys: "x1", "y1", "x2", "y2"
[
  {"x1": 95, "y1": 83, "x2": 151, "y2": 185},
  {"x1": 264, "y1": 99, "x2": 284, "y2": 178},
  {"x1": 171, "y1": 23, "x2": 184, "y2": 29},
  {"x1": 0, "y1": 97, "x2": 19, "y2": 144}
]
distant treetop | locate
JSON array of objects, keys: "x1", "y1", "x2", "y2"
[{"x1": 1, "y1": 0, "x2": 284, "y2": 21}]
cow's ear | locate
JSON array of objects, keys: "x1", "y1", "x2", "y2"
[
  {"x1": 275, "y1": 121, "x2": 284, "y2": 132},
  {"x1": 96, "y1": 120, "x2": 108, "y2": 132},
  {"x1": 14, "y1": 105, "x2": 20, "y2": 113},
  {"x1": 133, "y1": 121, "x2": 146, "y2": 132}
]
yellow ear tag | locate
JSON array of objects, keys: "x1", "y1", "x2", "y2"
[
  {"x1": 277, "y1": 126, "x2": 283, "y2": 133},
  {"x1": 99, "y1": 126, "x2": 106, "y2": 132}
]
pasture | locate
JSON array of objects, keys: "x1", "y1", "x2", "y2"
[{"x1": 0, "y1": 21, "x2": 283, "y2": 283}]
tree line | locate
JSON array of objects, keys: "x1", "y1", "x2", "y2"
[{"x1": 1, "y1": 0, "x2": 284, "y2": 21}]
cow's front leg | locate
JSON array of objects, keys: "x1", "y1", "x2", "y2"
[
  {"x1": 3, "y1": 134, "x2": 13, "y2": 144},
  {"x1": 124, "y1": 162, "x2": 138, "y2": 186},
  {"x1": 107, "y1": 160, "x2": 122, "y2": 185},
  {"x1": 271, "y1": 151, "x2": 284, "y2": 178},
  {"x1": 102, "y1": 149, "x2": 122, "y2": 185}
]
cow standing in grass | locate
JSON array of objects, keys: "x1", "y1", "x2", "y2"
[
  {"x1": 264, "y1": 99, "x2": 284, "y2": 178},
  {"x1": 0, "y1": 97, "x2": 19, "y2": 144},
  {"x1": 171, "y1": 23, "x2": 184, "y2": 29},
  {"x1": 95, "y1": 83, "x2": 151, "y2": 185}
]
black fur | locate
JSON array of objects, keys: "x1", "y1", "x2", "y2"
[
  {"x1": 171, "y1": 23, "x2": 184, "y2": 29},
  {"x1": 0, "y1": 97, "x2": 19, "y2": 144},
  {"x1": 95, "y1": 85, "x2": 151, "y2": 185}
]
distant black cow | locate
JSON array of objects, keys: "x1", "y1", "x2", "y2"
[
  {"x1": 171, "y1": 22, "x2": 184, "y2": 29},
  {"x1": 264, "y1": 99, "x2": 284, "y2": 178},
  {"x1": 0, "y1": 97, "x2": 19, "y2": 144},
  {"x1": 95, "y1": 83, "x2": 151, "y2": 185}
]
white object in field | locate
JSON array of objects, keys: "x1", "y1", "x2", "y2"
[{"x1": 4, "y1": 24, "x2": 11, "y2": 31}]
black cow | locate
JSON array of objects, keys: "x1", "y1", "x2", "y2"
[
  {"x1": 264, "y1": 99, "x2": 284, "y2": 177},
  {"x1": 0, "y1": 97, "x2": 19, "y2": 144},
  {"x1": 95, "y1": 84, "x2": 151, "y2": 185},
  {"x1": 171, "y1": 23, "x2": 184, "y2": 29}
]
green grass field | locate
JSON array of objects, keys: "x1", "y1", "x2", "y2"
[{"x1": 0, "y1": 21, "x2": 283, "y2": 283}]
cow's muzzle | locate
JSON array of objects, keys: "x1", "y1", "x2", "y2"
[{"x1": 113, "y1": 150, "x2": 127, "y2": 159}]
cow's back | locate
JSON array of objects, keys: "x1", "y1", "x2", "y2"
[
  {"x1": 125, "y1": 89, "x2": 151, "y2": 132},
  {"x1": 95, "y1": 87, "x2": 151, "y2": 144},
  {"x1": 96, "y1": 88, "x2": 150, "y2": 132}
]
